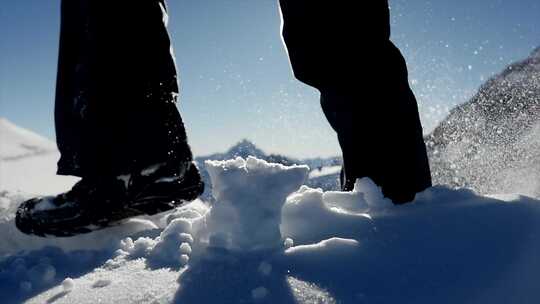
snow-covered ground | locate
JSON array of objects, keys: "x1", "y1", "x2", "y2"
[{"x1": 1, "y1": 119, "x2": 540, "y2": 304}]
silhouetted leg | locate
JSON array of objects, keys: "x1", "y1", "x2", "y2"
[
  {"x1": 279, "y1": 0, "x2": 431, "y2": 203},
  {"x1": 379, "y1": 83, "x2": 432, "y2": 202},
  {"x1": 320, "y1": 89, "x2": 372, "y2": 192},
  {"x1": 55, "y1": 0, "x2": 194, "y2": 178}
]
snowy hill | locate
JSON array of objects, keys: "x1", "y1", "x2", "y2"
[{"x1": 427, "y1": 46, "x2": 540, "y2": 198}]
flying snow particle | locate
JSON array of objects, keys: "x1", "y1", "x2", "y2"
[
  {"x1": 20, "y1": 281, "x2": 32, "y2": 292},
  {"x1": 252, "y1": 286, "x2": 268, "y2": 300},
  {"x1": 43, "y1": 265, "x2": 56, "y2": 283},
  {"x1": 258, "y1": 262, "x2": 272, "y2": 276}
]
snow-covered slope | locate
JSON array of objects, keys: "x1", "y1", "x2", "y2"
[
  {"x1": 0, "y1": 118, "x2": 78, "y2": 196},
  {"x1": 1, "y1": 153, "x2": 540, "y2": 304},
  {"x1": 428, "y1": 47, "x2": 540, "y2": 198},
  {"x1": 0, "y1": 118, "x2": 57, "y2": 161}
]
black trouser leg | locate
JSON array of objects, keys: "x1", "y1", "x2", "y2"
[
  {"x1": 320, "y1": 90, "x2": 367, "y2": 192},
  {"x1": 279, "y1": 0, "x2": 431, "y2": 203},
  {"x1": 55, "y1": 0, "x2": 194, "y2": 178},
  {"x1": 320, "y1": 84, "x2": 431, "y2": 203}
]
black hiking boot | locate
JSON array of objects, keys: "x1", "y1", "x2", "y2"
[{"x1": 15, "y1": 162, "x2": 204, "y2": 237}]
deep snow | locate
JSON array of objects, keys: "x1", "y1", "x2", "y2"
[{"x1": 1, "y1": 120, "x2": 540, "y2": 304}]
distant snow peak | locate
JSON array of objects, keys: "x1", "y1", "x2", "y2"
[{"x1": 226, "y1": 139, "x2": 266, "y2": 159}]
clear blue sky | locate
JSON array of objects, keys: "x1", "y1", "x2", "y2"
[{"x1": 1, "y1": 0, "x2": 539, "y2": 158}]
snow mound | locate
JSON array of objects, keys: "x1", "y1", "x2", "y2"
[
  {"x1": 202, "y1": 157, "x2": 309, "y2": 250},
  {"x1": 281, "y1": 178, "x2": 392, "y2": 245}
]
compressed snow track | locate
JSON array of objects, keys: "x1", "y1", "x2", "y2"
[{"x1": 1, "y1": 157, "x2": 540, "y2": 304}]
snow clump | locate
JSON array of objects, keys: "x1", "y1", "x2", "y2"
[
  {"x1": 203, "y1": 157, "x2": 309, "y2": 250},
  {"x1": 61, "y1": 277, "x2": 74, "y2": 292}
]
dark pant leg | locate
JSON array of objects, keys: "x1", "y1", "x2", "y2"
[
  {"x1": 279, "y1": 1, "x2": 432, "y2": 202},
  {"x1": 320, "y1": 90, "x2": 373, "y2": 192},
  {"x1": 55, "y1": 0, "x2": 194, "y2": 178},
  {"x1": 320, "y1": 80, "x2": 431, "y2": 203}
]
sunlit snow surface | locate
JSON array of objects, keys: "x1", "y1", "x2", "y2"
[{"x1": 1, "y1": 148, "x2": 540, "y2": 304}]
